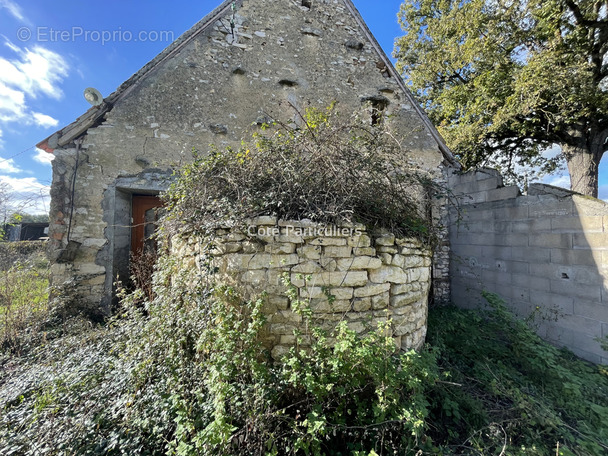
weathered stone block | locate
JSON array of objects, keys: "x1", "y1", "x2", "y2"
[
  {"x1": 390, "y1": 292, "x2": 420, "y2": 308},
  {"x1": 577, "y1": 296, "x2": 608, "y2": 324},
  {"x1": 78, "y1": 263, "x2": 105, "y2": 275},
  {"x1": 324, "y1": 246, "x2": 352, "y2": 258},
  {"x1": 353, "y1": 247, "x2": 376, "y2": 256},
  {"x1": 248, "y1": 216, "x2": 277, "y2": 225},
  {"x1": 271, "y1": 345, "x2": 291, "y2": 360},
  {"x1": 292, "y1": 261, "x2": 324, "y2": 274},
  {"x1": 529, "y1": 233, "x2": 573, "y2": 249},
  {"x1": 391, "y1": 254, "x2": 406, "y2": 268},
  {"x1": 550, "y1": 248, "x2": 600, "y2": 267},
  {"x1": 336, "y1": 256, "x2": 382, "y2": 270},
  {"x1": 354, "y1": 282, "x2": 391, "y2": 297},
  {"x1": 242, "y1": 241, "x2": 264, "y2": 253},
  {"x1": 291, "y1": 271, "x2": 368, "y2": 288},
  {"x1": 275, "y1": 234, "x2": 305, "y2": 244},
  {"x1": 375, "y1": 234, "x2": 395, "y2": 246},
  {"x1": 353, "y1": 297, "x2": 372, "y2": 312},
  {"x1": 240, "y1": 270, "x2": 266, "y2": 285},
  {"x1": 371, "y1": 292, "x2": 390, "y2": 310},
  {"x1": 573, "y1": 233, "x2": 608, "y2": 250},
  {"x1": 309, "y1": 237, "x2": 347, "y2": 246},
  {"x1": 408, "y1": 267, "x2": 430, "y2": 283},
  {"x1": 299, "y1": 287, "x2": 354, "y2": 300},
  {"x1": 319, "y1": 257, "x2": 338, "y2": 271},
  {"x1": 396, "y1": 238, "x2": 423, "y2": 248},
  {"x1": 379, "y1": 253, "x2": 393, "y2": 265},
  {"x1": 348, "y1": 234, "x2": 371, "y2": 248},
  {"x1": 297, "y1": 245, "x2": 322, "y2": 259},
  {"x1": 265, "y1": 243, "x2": 296, "y2": 254},
  {"x1": 404, "y1": 255, "x2": 424, "y2": 268},
  {"x1": 377, "y1": 246, "x2": 399, "y2": 254},
  {"x1": 369, "y1": 266, "x2": 408, "y2": 284},
  {"x1": 310, "y1": 299, "x2": 351, "y2": 313},
  {"x1": 486, "y1": 185, "x2": 520, "y2": 202},
  {"x1": 267, "y1": 295, "x2": 289, "y2": 310}
]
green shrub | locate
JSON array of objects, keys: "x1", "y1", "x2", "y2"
[
  {"x1": 3, "y1": 281, "x2": 608, "y2": 454},
  {"x1": 427, "y1": 292, "x2": 608, "y2": 455},
  {"x1": 0, "y1": 256, "x2": 439, "y2": 455},
  {"x1": 163, "y1": 106, "x2": 442, "y2": 242},
  {"x1": 0, "y1": 249, "x2": 50, "y2": 355}
]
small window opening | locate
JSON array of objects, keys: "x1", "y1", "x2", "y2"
[
  {"x1": 279, "y1": 79, "x2": 298, "y2": 87},
  {"x1": 370, "y1": 99, "x2": 388, "y2": 125},
  {"x1": 561, "y1": 273, "x2": 570, "y2": 279},
  {"x1": 302, "y1": 0, "x2": 312, "y2": 9},
  {"x1": 371, "y1": 106, "x2": 384, "y2": 126},
  {"x1": 361, "y1": 95, "x2": 389, "y2": 126}
]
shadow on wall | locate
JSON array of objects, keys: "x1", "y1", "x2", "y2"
[{"x1": 449, "y1": 168, "x2": 608, "y2": 365}]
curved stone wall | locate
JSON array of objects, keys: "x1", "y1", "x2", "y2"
[{"x1": 177, "y1": 217, "x2": 431, "y2": 358}]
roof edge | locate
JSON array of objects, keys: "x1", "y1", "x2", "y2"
[
  {"x1": 36, "y1": 0, "x2": 238, "y2": 152},
  {"x1": 341, "y1": 0, "x2": 460, "y2": 169},
  {"x1": 38, "y1": 0, "x2": 461, "y2": 170}
]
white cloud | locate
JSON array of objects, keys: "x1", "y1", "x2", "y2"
[
  {"x1": 0, "y1": 0, "x2": 25, "y2": 21},
  {"x1": 0, "y1": 44, "x2": 69, "y2": 99},
  {"x1": 544, "y1": 173, "x2": 571, "y2": 189},
  {"x1": 0, "y1": 40, "x2": 68, "y2": 143},
  {"x1": 32, "y1": 112, "x2": 59, "y2": 128},
  {"x1": 33, "y1": 147, "x2": 54, "y2": 165},
  {"x1": 0, "y1": 174, "x2": 50, "y2": 214},
  {"x1": 0, "y1": 81, "x2": 26, "y2": 121},
  {"x1": 0, "y1": 175, "x2": 47, "y2": 192},
  {"x1": 0, "y1": 157, "x2": 21, "y2": 173}
]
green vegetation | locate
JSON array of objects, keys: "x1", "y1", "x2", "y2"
[
  {"x1": 395, "y1": 0, "x2": 608, "y2": 196},
  {"x1": 0, "y1": 242, "x2": 50, "y2": 355},
  {"x1": 164, "y1": 106, "x2": 441, "y2": 242},
  {"x1": 1, "y1": 253, "x2": 607, "y2": 455},
  {"x1": 426, "y1": 293, "x2": 608, "y2": 455}
]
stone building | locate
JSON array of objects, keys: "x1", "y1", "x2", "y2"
[{"x1": 37, "y1": 0, "x2": 456, "y2": 325}]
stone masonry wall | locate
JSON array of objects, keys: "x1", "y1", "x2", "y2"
[
  {"x1": 174, "y1": 217, "x2": 432, "y2": 358},
  {"x1": 46, "y1": 0, "x2": 446, "y2": 315},
  {"x1": 449, "y1": 168, "x2": 608, "y2": 364}
]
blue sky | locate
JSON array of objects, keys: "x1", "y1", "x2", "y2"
[{"x1": 0, "y1": 0, "x2": 604, "y2": 213}]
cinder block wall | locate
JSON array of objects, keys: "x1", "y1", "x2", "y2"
[{"x1": 449, "y1": 168, "x2": 608, "y2": 364}]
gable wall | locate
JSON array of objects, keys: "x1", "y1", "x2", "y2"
[{"x1": 48, "y1": 0, "x2": 446, "y2": 315}]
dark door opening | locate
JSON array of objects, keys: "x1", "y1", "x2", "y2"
[
  {"x1": 130, "y1": 195, "x2": 162, "y2": 300},
  {"x1": 131, "y1": 195, "x2": 162, "y2": 257}
]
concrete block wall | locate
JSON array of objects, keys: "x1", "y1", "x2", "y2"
[
  {"x1": 449, "y1": 169, "x2": 608, "y2": 364},
  {"x1": 173, "y1": 217, "x2": 432, "y2": 359}
]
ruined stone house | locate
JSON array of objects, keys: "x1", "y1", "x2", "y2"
[{"x1": 37, "y1": 0, "x2": 456, "y2": 318}]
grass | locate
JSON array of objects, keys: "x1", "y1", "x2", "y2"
[
  {"x1": 0, "y1": 243, "x2": 50, "y2": 355},
  {"x1": 0, "y1": 260, "x2": 607, "y2": 455}
]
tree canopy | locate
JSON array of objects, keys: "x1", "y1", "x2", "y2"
[{"x1": 395, "y1": 0, "x2": 608, "y2": 196}]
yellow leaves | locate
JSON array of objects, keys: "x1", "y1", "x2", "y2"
[{"x1": 235, "y1": 148, "x2": 251, "y2": 165}]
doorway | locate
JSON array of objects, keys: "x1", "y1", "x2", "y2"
[
  {"x1": 130, "y1": 195, "x2": 162, "y2": 300},
  {"x1": 131, "y1": 195, "x2": 162, "y2": 258}
]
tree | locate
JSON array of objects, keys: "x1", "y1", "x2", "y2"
[{"x1": 395, "y1": 0, "x2": 608, "y2": 197}]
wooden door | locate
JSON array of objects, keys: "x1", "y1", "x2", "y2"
[{"x1": 131, "y1": 195, "x2": 162, "y2": 257}]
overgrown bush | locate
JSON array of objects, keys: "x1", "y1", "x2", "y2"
[
  {"x1": 0, "y1": 240, "x2": 47, "y2": 271},
  {"x1": 426, "y1": 292, "x2": 608, "y2": 455},
  {"x1": 163, "y1": 106, "x2": 443, "y2": 242},
  {"x1": 0, "y1": 255, "x2": 439, "y2": 455},
  {"x1": 0, "y1": 244, "x2": 50, "y2": 355},
  {"x1": 3, "y1": 278, "x2": 608, "y2": 454}
]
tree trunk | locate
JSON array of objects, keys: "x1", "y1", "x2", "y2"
[{"x1": 563, "y1": 142, "x2": 603, "y2": 198}]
